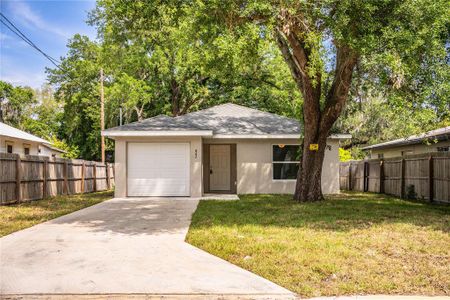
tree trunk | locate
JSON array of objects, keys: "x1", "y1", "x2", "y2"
[
  {"x1": 294, "y1": 127, "x2": 328, "y2": 201},
  {"x1": 171, "y1": 78, "x2": 181, "y2": 116},
  {"x1": 274, "y1": 21, "x2": 358, "y2": 201}
]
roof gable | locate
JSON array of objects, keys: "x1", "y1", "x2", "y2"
[
  {"x1": 178, "y1": 103, "x2": 301, "y2": 135},
  {"x1": 103, "y1": 103, "x2": 301, "y2": 136}
]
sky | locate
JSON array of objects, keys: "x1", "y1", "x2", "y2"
[{"x1": 0, "y1": 0, "x2": 97, "y2": 88}]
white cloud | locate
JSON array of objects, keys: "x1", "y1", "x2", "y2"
[
  {"x1": 8, "y1": 1, "x2": 72, "y2": 39},
  {"x1": 0, "y1": 55, "x2": 47, "y2": 88},
  {"x1": 0, "y1": 70, "x2": 46, "y2": 88},
  {"x1": 0, "y1": 32, "x2": 12, "y2": 41}
]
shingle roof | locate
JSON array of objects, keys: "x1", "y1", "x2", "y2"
[
  {"x1": 362, "y1": 126, "x2": 450, "y2": 150},
  {"x1": 103, "y1": 103, "x2": 302, "y2": 136},
  {"x1": 0, "y1": 122, "x2": 50, "y2": 144}
]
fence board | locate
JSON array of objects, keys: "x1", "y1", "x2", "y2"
[
  {"x1": 404, "y1": 157, "x2": 429, "y2": 200},
  {"x1": 350, "y1": 162, "x2": 365, "y2": 191},
  {"x1": 0, "y1": 153, "x2": 115, "y2": 205},
  {"x1": 367, "y1": 160, "x2": 381, "y2": 192},
  {"x1": 340, "y1": 152, "x2": 449, "y2": 203},
  {"x1": 433, "y1": 156, "x2": 450, "y2": 202},
  {"x1": 0, "y1": 153, "x2": 17, "y2": 204}
]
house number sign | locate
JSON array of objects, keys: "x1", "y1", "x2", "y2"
[{"x1": 309, "y1": 144, "x2": 319, "y2": 151}]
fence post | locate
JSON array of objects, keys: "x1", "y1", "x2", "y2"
[
  {"x1": 63, "y1": 160, "x2": 69, "y2": 195},
  {"x1": 106, "y1": 162, "x2": 110, "y2": 189},
  {"x1": 348, "y1": 163, "x2": 352, "y2": 191},
  {"x1": 363, "y1": 161, "x2": 369, "y2": 192},
  {"x1": 81, "y1": 161, "x2": 85, "y2": 193},
  {"x1": 43, "y1": 158, "x2": 48, "y2": 199},
  {"x1": 93, "y1": 162, "x2": 97, "y2": 192},
  {"x1": 379, "y1": 160, "x2": 384, "y2": 193},
  {"x1": 400, "y1": 158, "x2": 406, "y2": 198},
  {"x1": 428, "y1": 155, "x2": 433, "y2": 202},
  {"x1": 16, "y1": 155, "x2": 21, "y2": 203}
]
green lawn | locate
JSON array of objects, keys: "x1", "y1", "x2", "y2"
[
  {"x1": 0, "y1": 190, "x2": 113, "y2": 237},
  {"x1": 186, "y1": 192, "x2": 450, "y2": 297}
]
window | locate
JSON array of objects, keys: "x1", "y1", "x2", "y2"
[
  {"x1": 377, "y1": 153, "x2": 384, "y2": 159},
  {"x1": 6, "y1": 142, "x2": 13, "y2": 154},
  {"x1": 23, "y1": 144, "x2": 30, "y2": 155},
  {"x1": 272, "y1": 145, "x2": 300, "y2": 180},
  {"x1": 437, "y1": 146, "x2": 449, "y2": 152}
]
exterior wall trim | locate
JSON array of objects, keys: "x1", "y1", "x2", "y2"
[{"x1": 102, "y1": 130, "x2": 213, "y2": 137}]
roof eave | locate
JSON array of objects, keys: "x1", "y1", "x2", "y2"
[
  {"x1": 328, "y1": 134, "x2": 352, "y2": 139},
  {"x1": 211, "y1": 133, "x2": 351, "y2": 139},
  {"x1": 211, "y1": 134, "x2": 301, "y2": 139},
  {"x1": 102, "y1": 130, "x2": 213, "y2": 137},
  {"x1": 1, "y1": 133, "x2": 50, "y2": 144}
]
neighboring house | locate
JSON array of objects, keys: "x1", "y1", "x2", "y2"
[
  {"x1": 0, "y1": 122, "x2": 65, "y2": 158},
  {"x1": 363, "y1": 126, "x2": 450, "y2": 159},
  {"x1": 39, "y1": 143, "x2": 66, "y2": 158},
  {"x1": 102, "y1": 103, "x2": 350, "y2": 198}
]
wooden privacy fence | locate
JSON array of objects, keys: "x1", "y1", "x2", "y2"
[
  {"x1": 340, "y1": 152, "x2": 449, "y2": 203},
  {"x1": 0, "y1": 153, "x2": 115, "y2": 205}
]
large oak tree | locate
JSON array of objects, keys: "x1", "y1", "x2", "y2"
[{"x1": 192, "y1": 0, "x2": 449, "y2": 201}]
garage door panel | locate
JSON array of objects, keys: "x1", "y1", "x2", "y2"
[{"x1": 127, "y1": 143, "x2": 190, "y2": 196}]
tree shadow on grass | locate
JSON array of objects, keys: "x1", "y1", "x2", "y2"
[{"x1": 190, "y1": 192, "x2": 450, "y2": 233}]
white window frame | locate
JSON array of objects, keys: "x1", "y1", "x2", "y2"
[
  {"x1": 23, "y1": 143, "x2": 31, "y2": 155},
  {"x1": 272, "y1": 144, "x2": 300, "y2": 181},
  {"x1": 5, "y1": 141, "x2": 14, "y2": 154}
]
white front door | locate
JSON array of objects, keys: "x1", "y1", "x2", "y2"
[
  {"x1": 210, "y1": 145, "x2": 230, "y2": 191},
  {"x1": 127, "y1": 143, "x2": 190, "y2": 196}
]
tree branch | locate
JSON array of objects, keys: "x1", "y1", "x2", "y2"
[
  {"x1": 320, "y1": 45, "x2": 358, "y2": 133},
  {"x1": 274, "y1": 27, "x2": 304, "y2": 91}
]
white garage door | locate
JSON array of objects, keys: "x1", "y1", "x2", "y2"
[{"x1": 127, "y1": 143, "x2": 190, "y2": 196}]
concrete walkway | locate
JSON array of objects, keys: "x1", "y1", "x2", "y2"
[{"x1": 0, "y1": 197, "x2": 294, "y2": 298}]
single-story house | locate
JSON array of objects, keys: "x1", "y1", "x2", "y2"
[
  {"x1": 0, "y1": 122, "x2": 65, "y2": 158},
  {"x1": 363, "y1": 126, "x2": 450, "y2": 159},
  {"x1": 102, "y1": 103, "x2": 350, "y2": 198}
]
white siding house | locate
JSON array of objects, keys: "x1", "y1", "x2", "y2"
[
  {"x1": 363, "y1": 126, "x2": 450, "y2": 158},
  {"x1": 0, "y1": 122, "x2": 65, "y2": 158}
]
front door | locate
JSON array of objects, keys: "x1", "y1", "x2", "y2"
[{"x1": 209, "y1": 145, "x2": 231, "y2": 191}]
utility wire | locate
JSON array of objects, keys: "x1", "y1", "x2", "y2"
[
  {"x1": 0, "y1": 12, "x2": 62, "y2": 69},
  {"x1": 0, "y1": 13, "x2": 61, "y2": 66}
]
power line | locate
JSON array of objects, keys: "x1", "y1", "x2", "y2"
[
  {"x1": 0, "y1": 12, "x2": 62, "y2": 69},
  {"x1": 0, "y1": 13, "x2": 61, "y2": 67},
  {"x1": 0, "y1": 13, "x2": 61, "y2": 66}
]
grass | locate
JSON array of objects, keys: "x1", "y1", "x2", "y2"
[
  {"x1": 186, "y1": 192, "x2": 450, "y2": 297},
  {"x1": 0, "y1": 190, "x2": 113, "y2": 237}
]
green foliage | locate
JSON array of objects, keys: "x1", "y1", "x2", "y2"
[
  {"x1": 47, "y1": 35, "x2": 103, "y2": 160},
  {"x1": 0, "y1": 81, "x2": 62, "y2": 141},
  {"x1": 46, "y1": 2, "x2": 301, "y2": 159},
  {"x1": 44, "y1": 0, "x2": 448, "y2": 164},
  {"x1": 48, "y1": 136, "x2": 80, "y2": 159},
  {"x1": 338, "y1": 148, "x2": 352, "y2": 162},
  {"x1": 193, "y1": 0, "x2": 448, "y2": 119},
  {"x1": 0, "y1": 81, "x2": 35, "y2": 127},
  {"x1": 336, "y1": 94, "x2": 448, "y2": 150}
]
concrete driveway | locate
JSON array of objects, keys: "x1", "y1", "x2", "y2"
[{"x1": 0, "y1": 197, "x2": 295, "y2": 298}]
